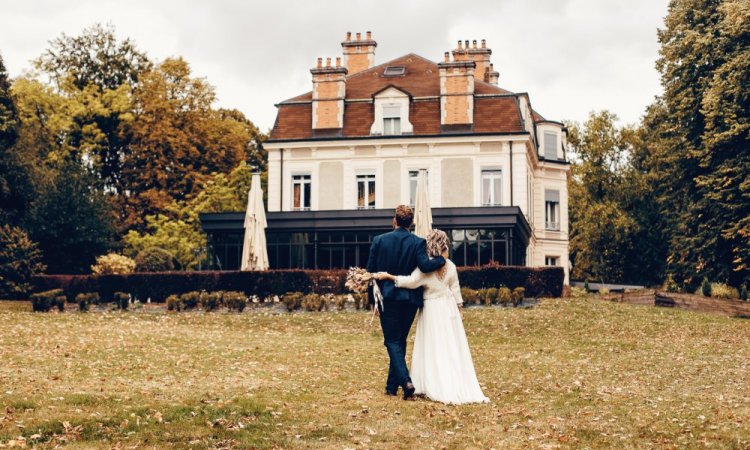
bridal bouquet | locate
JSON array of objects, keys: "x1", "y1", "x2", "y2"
[{"x1": 345, "y1": 267, "x2": 373, "y2": 293}]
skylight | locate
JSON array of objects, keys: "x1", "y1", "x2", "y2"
[{"x1": 383, "y1": 66, "x2": 406, "y2": 77}]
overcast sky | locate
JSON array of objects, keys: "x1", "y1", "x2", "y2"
[{"x1": 2, "y1": 0, "x2": 669, "y2": 132}]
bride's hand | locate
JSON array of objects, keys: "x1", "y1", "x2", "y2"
[{"x1": 374, "y1": 272, "x2": 394, "y2": 281}]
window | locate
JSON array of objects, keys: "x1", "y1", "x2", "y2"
[
  {"x1": 545, "y1": 190, "x2": 560, "y2": 230},
  {"x1": 481, "y1": 170, "x2": 502, "y2": 206},
  {"x1": 356, "y1": 174, "x2": 376, "y2": 209},
  {"x1": 409, "y1": 170, "x2": 429, "y2": 206},
  {"x1": 383, "y1": 105, "x2": 401, "y2": 135},
  {"x1": 544, "y1": 131, "x2": 558, "y2": 160},
  {"x1": 383, "y1": 66, "x2": 406, "y2": 76},
  {"x1": 292, "y1": 174, "x2": 311, "y2": 211},
  {"x1": 545, "y1": 256, "x2": 559, "y2": 266}
]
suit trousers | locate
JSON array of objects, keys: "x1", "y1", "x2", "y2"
[{"x1": 379, "y1": 300, "x2": 419, "y2": 392}]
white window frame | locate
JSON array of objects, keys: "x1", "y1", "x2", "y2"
[
  {"x1": 481, "y1": 169, "x2": 502, "y2": 206},
  {"x1": 382, "y1": 104, "x2": 401, "y2": 136},
  {"x1": 291, "y1": 173, "x2": 312, "y2": 211},
  {"x1": 408, "y1": 169, "x2": 429, "y2": 207},
  {"x1": 356, "y1": 173, "x2": 376, "y2": 210},
  {"x1": 545, "y1": 201, "x2": 560, "y2": 230},
  {"x1": 545, "y1": 256, "x2": 559, "y2": 266}
]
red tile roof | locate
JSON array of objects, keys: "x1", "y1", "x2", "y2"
[{"x1": 269, "y1": 53, "x2": 541, "y2": 141}]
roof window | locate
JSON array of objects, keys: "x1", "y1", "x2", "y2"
[{"x1": 383, "y1": 66, "x2": 406, "y2": 77}]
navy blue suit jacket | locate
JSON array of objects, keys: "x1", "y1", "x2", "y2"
[{"x1": 366, "y1": 227, "x2": 445, "y2": 307}]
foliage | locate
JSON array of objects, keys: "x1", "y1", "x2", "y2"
[
  {"x1": 223, "y1": 291, "x2": 247, "y2": 312},
  {"x1": 663, "y1": 273, "x2": 680, "y2": 293},
  {"x1": 32, "y1": 265, "x2": 562, "y2": 304},
  {"x1": 122, "y1": 162, "x2": 257, "y2": 270},
  {"x1": 166, "y1": 294, "x2": 181, "y2": 312},
  {"x1": 497, "y1": 287, "x2": 512, "y2": 305},
  {"x1": 114, "y1": 292, "x2": 130, "y2": 310},
  {"x1": 301, "y1": 293, "x2": 329, "y2": 312},
  {"x1": 511, "y1": 287, "x2": 525, "y2": 305},
  {"x1": 0, "y1": 53, "x2": 23, "y2": 224},
  {"x1": 701, "y1": 277, "x2": 712, "y2": 297},
  {"x1": 55, "y1": 295, "x2": 66, "y2": 312},
  {"x1": 199, "y1": 291, "x2": 222, "y2": 312},
  {"x1": 121, "y1": 57, "x2": 252, "y2": 229},
  {"x1": 125, "y1": 218, "x2": 193, "y2": 270},
  {"x1": 0, "y1": 225, "x2": 46, "y2": 299},
  {"x1": 710, "y1": 283, "x2": 739, "y2": 299},
  {"x1": 740, "y1": 284, "x2": 748, "y2": 301},
  {"x1": 30, "y1": 289, "x2": 64, "y2": 312},
  {"x1": 24, "y1": 157, "x2": 116, "y2": 274},
  {"x1": 641, "y1": 0, "x2": 750, "y2": 288},
  {"x1": 75, "y1": 292, "x2": 98, "y2": 312},
  {"x1": 179, "y1": 291, "x2": 200, "y2": 310},
  {"x1": 134, "y1": 247, "x2": 175, "y2": 272},
  {"x1": 91, "y1": 253, "x2": 136, "y2": 275},
  {"x1": 282, "y1": 292, "x2": 304, "y2": 312}
]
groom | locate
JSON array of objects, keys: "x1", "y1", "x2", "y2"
[{"x1": 367, "y1": 205, "x2": 445, "y2": 399}]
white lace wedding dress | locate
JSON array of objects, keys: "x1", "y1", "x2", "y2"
[{"x1": 395, "y1": 260, "x2": 489, "y2": 404}]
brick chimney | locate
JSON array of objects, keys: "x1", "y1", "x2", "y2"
[
  {"x1": 467, "y1": 39, "x2": 492, "y2": 83},
  {"x1": 438, "y1": 44, "x2": 476, "y2": 126},
  {"x1": 311, "y1": 56, "x2": 348, "y2": 129},
  {"x1": 487, "y1": 63, "x2": 499, "y2": 85},
  {"x1": 341, "y1": 31, "x2": 377, "y2": 75}
]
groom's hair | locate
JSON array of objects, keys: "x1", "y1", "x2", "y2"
[{"x1": 394, "y1": 205, "x2": 414, "y2": 228}]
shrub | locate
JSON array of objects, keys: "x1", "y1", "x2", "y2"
[
  {"x1": 135, "y1": 247, "x2": 175, "y2": 272},
  {"x1": 223, "y1": 291, "x2": 247, "y2": 312},
  {"x1": 599, "y1": 286, "x2": 610, "y2": 295},
  {"x1": 497, "y1": 287, "x2": 512, "y2": 305},
  {"x1": 283, "y1": 292, "x2": 304, "y2": 312},
  {"x1": 352, "y1": 293, "x2": 367, "y2": 310},
  {"x1": 741, "y1": 284, "x2": 748, "y2": 301},
  {"x1": 179, "y1": 291, "x2": 200, "y2": 310},
  {"x1": 584, "y1": 280, "x2": 590, "y2": 292},
  {"x1": 30, "y1": 289, "x2": 63, "y2": 312},
  {"x1": 301, "y1": 293, "x2": 328, "y2": 312},
  {"x1": 485, "y1": 287, "x2": 498, "y2": 305},
  {"x1": 700, "y1": 277, "x2": 711, "y2": 297},
  {"x1": 55, "y1": 295, "x2": 66, "y2": 312},
  {"x1": 75, "y1": 292, "x2": 99, "y2": 312},
  {"x1": 457, "y1": 265, "x2": 563, "y2": 297},
  {"x1": 663, "y1": 273, "x2": 679, "y2": 293},
  {"x1": 710, "y1": 283, "x2": 739, "y2": 299},
  {"x1": 200, "y1": 291, "x2": 222, "y2": 312},
  {"x1": 0, "y1": 225, "x2": 46, "y2": 299},
  {"x1": 569, "y1": 287, "x2": 588, "y2": 298},
  {"x1": 511, "y1": 287, "x2": 525, "y2": 306},
  {"x1": 166, "y1": 294, "x2": 182, "y2": 311},
  {"x1": 333, "y1": 295, "x2": 348, "y2": 311},
  {"x1": 113, "y1": 292, "x2": 130, "y2": 310},
  {"x1": 460, "y1": 288, "x2": 479, "y2": 305},
  {"x1": 91, "y1": 253, "x2": 136, "y2": 275}
]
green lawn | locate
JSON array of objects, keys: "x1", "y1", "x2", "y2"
[{"x1": 1, "y1": 298, "x2": 749, "y2": 449}]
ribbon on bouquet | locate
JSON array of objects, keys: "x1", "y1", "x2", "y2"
[{"x1": 369, "y1": 279, "x2": 384, "y2": 326}]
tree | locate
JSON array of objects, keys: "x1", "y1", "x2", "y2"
[
  {"x1": 123, "y1": 162, "x2": 256, "y2": 270},
  {"x1": 122, "y1": 58, "x2": 250, "y2": 230},
  {"x1": 0, "y1": 52, "x2": 22, "y2": 224},
  {"x1": 34, "y1": 24, "x2": 149, "y2": 196},
  {"x1": 645, "y1": 0, "x2": 750, "y2": 288},
  {"x1": 0, "y1": 225, "x2": 46, "y2": 299},
  {"x1": 24, "y1": 157, "x2": 116, "y2": 273}
]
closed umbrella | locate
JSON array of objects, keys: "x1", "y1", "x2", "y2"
[
  {"x1": 413, "y1": 169, "x2": 433, "y2": 238},
  {"x1": 241, "y1": 173, "x2": 269, "y2": 271}
]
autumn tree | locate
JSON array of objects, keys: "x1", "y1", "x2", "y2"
[
  {"x1": 34, "y1": 23, "x2": 149, "y2": 195},
  {"x1": 122, "y1": 57, "x2": 251, "y2": 229},
  {"x1": 0, "y1": 52, "x2": 23, "y2": 224},
  {"x1": 644, "y1": 0, "x2": 749, "y2": 288}
]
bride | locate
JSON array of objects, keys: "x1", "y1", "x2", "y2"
[{"x1": 374, "y1": 229, "x2": 489, "y2": 405}]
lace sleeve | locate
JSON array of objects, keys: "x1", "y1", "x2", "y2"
[
  {"x1": 448, "y1": 262, "x2": 463, "y2": 305},
  {"x1": 395, "y1": 268, "x2": 426, "y2": 289}
]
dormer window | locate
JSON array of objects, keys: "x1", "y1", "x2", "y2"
[
  {"x1": 383, "y1": 66, "x2": 405, "y2": 77},
  {"x1": 383, "y1": 105, "x2": 401, "y2": 135},
  {"x1": 544, "y1": 131, "x2": 558, "y2": 160}
]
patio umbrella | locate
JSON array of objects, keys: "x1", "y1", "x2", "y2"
[
  {"x1": 413, "y1": 169, "x2": 433, "y2": 238},
  {"x1": 240, "y1": 173, "x2": 269, "y2": 271}
]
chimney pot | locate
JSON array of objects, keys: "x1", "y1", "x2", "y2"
[
  {"x1": 317, "y1": 57, "x2": 322, "y2": 68},
  {"x1": 481, "y1": 39, "x2": 486, "y2": 48},
  {"x1": 346, "y1": 31, "x2": 351, "y2": 41},
  {"x1": 335, "y1": 57, "x2": 341, "y2": 67},
  {"x1": 464, "y1": 40, "x2": 469, "y2": 49},
  {"x1": 366, "y1": 31, "x2": 372, "y2": 40},
  {"x1": 472, "y1": 40, "x2": 477, "y2": 49},
  {"x1": 457, "y1": 40, "x2": 462, "y2": 49},
  {"x1": 444, "y1": 51, "x2": 450, "y2": 62},
  {"x1": 326, "y1": 57, "x2": 331, "y2": 67},
  {"x1": 356, "y1": 32, "x2": 361, "y2": 41}
]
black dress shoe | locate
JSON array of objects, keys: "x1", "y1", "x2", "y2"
[
  {"x1": 403, "y1": 382, "x2": 416, "y2": 400},
  {"x1": 385, "y1": 388, "x2": 398, "y2": 396}
]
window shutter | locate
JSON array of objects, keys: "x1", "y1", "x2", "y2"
[
  {"x1": 383, "y1": 105, "x2": 400, "y2": 118},
  {"x1": 544, "y1": 131, "x2": 558, "y2": 159},
  {"x1": 545, "y1": 189, "x2": 560, "y2": 203}
]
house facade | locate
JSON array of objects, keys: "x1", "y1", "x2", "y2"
[{"x1": 200, "y1": 32, "x2": 570, "y2": 282}]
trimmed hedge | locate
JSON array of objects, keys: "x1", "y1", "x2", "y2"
[{"x1": 32, "y1": 265, "x2": 563, "y2": 302}]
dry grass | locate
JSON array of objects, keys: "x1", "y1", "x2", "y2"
[{"x1": 1, "y1": 298, "x2": 749, "y2": 449}]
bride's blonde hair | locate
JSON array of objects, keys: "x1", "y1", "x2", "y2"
[{"x1": 426, "y1": 229, "x2": 450, "y2": 258}]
